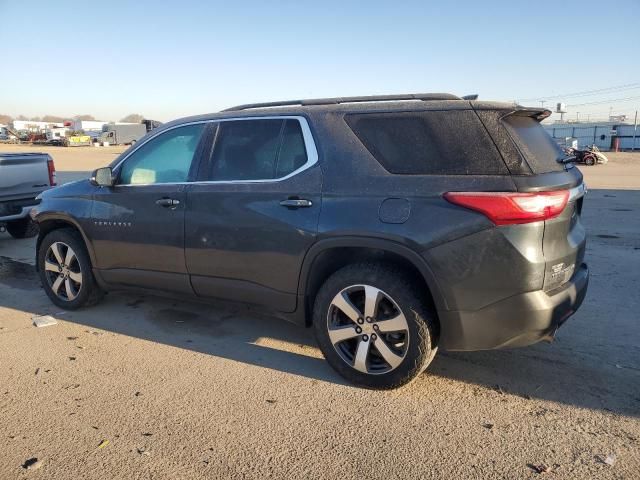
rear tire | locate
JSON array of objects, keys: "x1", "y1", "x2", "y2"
[
  {"x1": 584, "y1": 154, "x2": 596, "y2": 166},
  {"x1": 313, "y1": 263, "x2": 438, "y2": 389},
  {"x1": 6, "y1": 217, "x2": 39, "y2": 238},
  {"x1": 37, "y1": 228, "x2": 103, "y2": 309}
]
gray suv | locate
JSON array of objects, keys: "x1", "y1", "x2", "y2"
[{"x1": 31, "y1": 93, "x2": 589, "y2": 389}]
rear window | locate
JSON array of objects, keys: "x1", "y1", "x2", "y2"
[
  {"x1": 501, "y1": 114, "x2": 565, "y2": 173},
  {"x1": 345, "y1": 110, "x2": 508, "y2": 175}
]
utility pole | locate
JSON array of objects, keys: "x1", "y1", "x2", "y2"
[
  {"x1": 576, "y1": 112, "x2": 580, "y2": 122},
  {"x1": 540, "y1": 100, "x2": 546, "y2": 108},
  {"x1": 633, "y1": 110, "x2": 638, "y2": 151}
]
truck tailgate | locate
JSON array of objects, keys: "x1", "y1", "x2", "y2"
[{"x1": 0, "y1": 153, "x2": 52, "y2": 201}]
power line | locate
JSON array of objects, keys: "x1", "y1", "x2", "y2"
[
  {"x1": 517, "y1": 82, "x2": 640, "y2": 102},
  {"x1": 566, "y1": 95, "x2": 640, "y2": 107}
]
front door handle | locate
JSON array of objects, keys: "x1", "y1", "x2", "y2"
[
  {"x1": 156, "y1": 198, "x2": 180, "y2": 207},
  {"x1": 280, "y1": 198, "x2": 313, "y2": 208}
]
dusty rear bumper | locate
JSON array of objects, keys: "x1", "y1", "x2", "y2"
[{"x1": 439, "y1": 263, "x2": 589, "y2": 351}]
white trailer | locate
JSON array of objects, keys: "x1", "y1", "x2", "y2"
[
  {"x1": 71, "y1": 120, "x2": 107, "y2": 132},
  {"x1": 12, "y1": 120, "x2": 63, "y2": 132}
]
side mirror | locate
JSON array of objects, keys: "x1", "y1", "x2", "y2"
[{"x1": 90, "y1": 167, "x2": 115, "y2": 187}]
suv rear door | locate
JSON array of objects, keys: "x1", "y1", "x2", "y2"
[{"x1": 184, "y1": 116, "x2": 321, "y2": 312}]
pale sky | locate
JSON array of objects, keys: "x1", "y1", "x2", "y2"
[{"x1": 1, "y1": 0, "x2": 638, "y2": 123}]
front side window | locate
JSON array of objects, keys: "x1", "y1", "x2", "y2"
[
  {"x1": 118, "y1": 123, "x2": 205, "y2": 185},
  {"x1": 209, "y1": 119, "x2": 308, "y2": 181}
]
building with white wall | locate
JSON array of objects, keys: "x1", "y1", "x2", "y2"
[
  {"x1": 544, "y1": 122, "x2": 639, "y2": 150},
  {"x1": 12, "y1": 120, "x2": 63, "y2": 131}
]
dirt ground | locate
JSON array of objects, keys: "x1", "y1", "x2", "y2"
[{"x1": 0, "y1": 145, "x2": 639, "y2": 479}]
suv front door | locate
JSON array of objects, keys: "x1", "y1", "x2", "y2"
[
  {"x1": 90, "y1": 122, "x2": 208, "y2": 293},
  {"x1": 184, "y1": 117, "x2": 321, "y2": 312}
]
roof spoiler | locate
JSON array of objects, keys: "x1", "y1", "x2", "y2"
[
  {"x1": 509, "y1": 107, "x2": 552, "y2": 121},
  {"x1": 472, "y1": 102, "x2": 551, "y2": 122}
]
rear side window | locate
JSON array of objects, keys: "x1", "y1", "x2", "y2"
[
  {"x1": 345, "y1": 110, "x2": 508, "y2": 175},
  {"x1": 501, "y1": 115, "x2": 565, "y2": 173},
  {"x1": 209, "y1": 119, "x2": 308, "y2": 181}
]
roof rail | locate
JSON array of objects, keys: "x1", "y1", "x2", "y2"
[{"x1": 222, "y1": 93, "x2": 462, "y2": 112}]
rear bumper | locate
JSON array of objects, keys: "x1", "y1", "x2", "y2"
[
  {"x1": 0, "y1": 199, "x2": 37, "y2": 222},
  {"x1": 439, "y1": 263, "x2": 589, "y2": 351}
]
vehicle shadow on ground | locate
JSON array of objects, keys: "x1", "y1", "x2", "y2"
[
  {"x1": 0, "y1": 260, "x2": 347, "y2": 386},
  {"x1": 0, "y1": 189, "x2": 638, "y2": 413}
]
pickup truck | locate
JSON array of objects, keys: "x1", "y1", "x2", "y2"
[{"x1": 0, "y1": 153, "x2": 56, "y2": 238}]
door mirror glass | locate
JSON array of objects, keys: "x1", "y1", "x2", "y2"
[{"x1": 91, "y1": 167, "x2": 114, "y2": 186}]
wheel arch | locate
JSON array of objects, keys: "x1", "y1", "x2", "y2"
[
  {"x1": 36, "y1": 215, "x2": 96, "y2": 267},
  {"x1": 298, "y1": 237, "x2": 447, "y2": 326}
]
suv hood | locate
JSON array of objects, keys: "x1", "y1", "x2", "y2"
[{"x1": 38, "y1": 178, "x2": 93, "y2": 200}]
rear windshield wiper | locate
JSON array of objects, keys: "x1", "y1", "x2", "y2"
[{"x1": 557, "y1": 155, "x2": 577, "y2": 164}]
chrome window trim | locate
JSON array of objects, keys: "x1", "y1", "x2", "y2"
[{"x1": 113, "y1": 115, "x2": 318, "y2": 187}]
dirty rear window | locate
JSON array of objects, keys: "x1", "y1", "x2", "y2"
[
  {"x1": 501, "y1": 115, "x2": 565, "y2": 173},
  {"x1": 345, "y1": 110, "x2": 508, "y2": 175}
]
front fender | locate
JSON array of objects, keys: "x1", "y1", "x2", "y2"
[{"x1": 33, "y1": 211, "x2": 97, "y2": 268}]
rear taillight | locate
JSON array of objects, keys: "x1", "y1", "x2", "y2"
[
  {"x1": 444, "y1": 190, "x2": 569, "y2": 226},
  {"x1": 47, "y1": 159, "x2": 56, "y2": 186}
]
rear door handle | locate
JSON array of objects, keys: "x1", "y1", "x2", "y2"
[
  {"x1": 156, "y1": 198, "x2": 180, "y2": 207},
  {"x1": 280, "y1": 198, "x2": 313, "y2": 208}
]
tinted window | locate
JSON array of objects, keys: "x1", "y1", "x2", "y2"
[
  {"x1": 502, "y1": 115, "x2": 565, "y2": 173},
  {"x1": 210, "y1": 119, "x2": 307, "y2": 181},
  {"x1": 345, "y1": 110, "x2": 507, "y2": 175},
  {"x1": 119, "y1": 124, "x2": 205, "y2": 184},
  {"x1": 276, "y1": 120, "x2": 308, "y2": 178}
]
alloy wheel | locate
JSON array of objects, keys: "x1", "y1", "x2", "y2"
[
  {"x1": 43, "y1": 242, "x2": 83, "y2": 301},
  {"x1": 327, "y1": 284, "x2": 409, "y2": 374}
]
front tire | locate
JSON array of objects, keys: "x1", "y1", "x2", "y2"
[
  {"x1": 37, "y1": 229, "x2": 103, "y2": 309},
  {"x1": 313, "y1": 263, "x2": 438, "y2": 389},
  {"x1": 6, "y1": 217, "x2": 39, "y2": 238}
]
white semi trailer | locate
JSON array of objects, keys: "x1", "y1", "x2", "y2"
[{"x1": 98, "y1": 124, "x2": 147, "y2": 146}]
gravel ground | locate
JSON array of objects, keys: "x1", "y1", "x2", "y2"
[{"x1": 0, "y1": 146, "x2": 639, "y2": 479}]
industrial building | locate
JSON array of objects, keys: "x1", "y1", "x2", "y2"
[
  {"x1": 12, "y1": 120, "x2": 63, "y2": 131},
  {"x1": 544, "y1": 121, "x2": 639, "y2": 151}
]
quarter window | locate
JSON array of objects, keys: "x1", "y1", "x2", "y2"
[
  {"x1": 345, "y1": 111, "x2": 508, "y2": 175},
  {"x1": 118, "y1": 123, "x2": 205, "y2": 185},
  {"x1": 209, "y1": 119, "x2": 308, "y2": 181}
]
